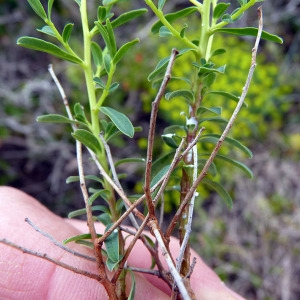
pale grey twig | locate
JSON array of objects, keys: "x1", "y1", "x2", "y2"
[
  {"x1": 0, "y1": 238, "x2": 99, "y2": 280},
  {"x1": 25, "y1": 218, "x2": 95, "y2": 262}
]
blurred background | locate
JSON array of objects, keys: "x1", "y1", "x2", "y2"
[{"x1": 0, "y1": 1, "x2": 299, "y2": 299}]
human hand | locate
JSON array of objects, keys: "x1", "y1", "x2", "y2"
[{"x1": 0, "y1": 187, "x2": 245, "y2": 299}]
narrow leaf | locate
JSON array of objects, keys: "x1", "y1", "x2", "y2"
[
  {"x1": 63, "y1": 233, "x2": 100, "y2": 245},
  {"x1": 95, "y1": 21, "x2": 113, "y2": 57},
  {"x1": 128, "y1": 270, "x2": 136, "y2": 300},
  {"x1": 66, "y1": 175, "x2": 104, "y2": 184},
  {"x1": 72, "y1": 129, "x2": 102, "y2": 154},
  {"x1": 150, "y1": 164, "x2": 170, "y2": 188},
  {"x1": 215, "y1": 154, "x2": 253, "y2": 178},
  {"x1": 106, "y1": 19, "x2": 117, "y2": 57},
  {"x1": 113, "y1": 38, "x2": 139, "y2": 65},
  {"x1": 99, "y1": 107, "x2": 134, "y2": 138},
  {"x1": 89, "y1": 190, "x2": 110, "y2": 205},
  {"x1": 93, "y1": 76, "x2": 106, "y2": 89},
  {"x1": 110, "y1": 9, "x2": 148, "y2": 29},
  {"x1": 158, "y1": 0, "x2": 166, "y2": 10},
  {"x1": 197, "y1": 106, "x2": 222, "y2": 116},
  {"x1": 204, "y1": 91, "x2": 247, "y2": 107},
  {"x1": 148, "y1": 48, "x2": 194, "y2": 81},
  {"x1": 104, "y1": 224, "x2": 119, "y2": 263},
  {"x1": 114, "y1": 158, "x2": 145, "y2": 167},
  {"x1": 37, "y1": 26, "x2": 56, "y2": 37},
  {"x1": 103, "y1": 53, "x2": 111, "y2": 73},
  {"x1": 214, "y1": 28, "x2": 283, "y2": 44},
  {"x1": 91, "y1": 42, "x2": 103, "y2": 67},
  {"x1": 200, "y1": 134, "x2": 253, "y2": 158},
  {"x1": 151, "y1": 7, "x2": 198, "y2": 34},
  {"x1": 221, "y1": 13, "x2": 233, "y2": 23},
  {"x1": 159, "y1": 26, "x2": 173, "y2": 37},
  {"x1": 48, "y1": 0, "x2": 55, "y2": 20},
  {"x1": 213, "y1": 3, "x2": 230, "y2": 20},
  {"x1": 108, "y1": 82, "x2": 120, "y2": 94},
  {"x1": 165, "y1": 89, "x2": 195, "y2": 103},
  {"x1": 98, "y1": 6, "x2": 107, "y2": 23},
  {"x1": 62, "y1": 23, "x2": 74, "y2": 44},
  {"x1": 17, "y1": 37, "x2": 82, "y2": 64},
  {"x1": 202, "y1": 177, "x2": 233, "y2": 209},
  {"x1": 209, "y1": 48, "x2": 226, "y2": 58},
  {"x1": 36, "y1": 114, "x2": 78, "y2": 125},
  {"x1": 28, "y1": 0, "x2": 47, "y2": 20},
  {"x1": 67, "y1": 205, "x2": 110, "y2": 218}
]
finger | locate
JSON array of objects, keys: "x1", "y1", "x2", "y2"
[{"x1": 0, "y1": 187, "x2": 170, "y2": 300}]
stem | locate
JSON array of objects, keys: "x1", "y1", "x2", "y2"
[
  {"x1": 80, "y1": 0, "x2": 100, "y2": 137},
  {"x1": 144, "y1": 0, "x2": 198, "y2": 52}
]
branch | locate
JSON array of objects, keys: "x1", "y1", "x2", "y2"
[
  {"x1": 0, "y1": 238, "x2": 99, "y2": 281},
  {"x1": 25, "y1": 218, "x2": 95, "y2": 262},
  {"x1": 166, "y1": 6, "x2": 264, "y2": 238},
  {"x1": 144, "y1": 48, "x2": 179, "y2": 217}
]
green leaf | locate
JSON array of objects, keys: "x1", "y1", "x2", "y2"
[
  {"x1": 103, "y1": 53, "x2": 111, "y2": 73},
  {"x1": 213, "y1": 3, "x2": 230, "y2": 20},
  {"x1": 165, "y1": 89, "x2": 195, "y2": 103},
  {"x1": 89, "y1": 190, "x2": 110, "y2": 205},
  {"x1": 106, "y1": 19, "x2": 117, "y2": 57},
  {"x1": 204, "y1": 91, "x2": 247, "y2": 107},
  {"x1": 216, "y1": 154, "x2": 253, "y2": 178},
  {"x1": 95, "y1": 21, "x2": 114, "y2": 57},
  {"x1": 200, "y1": 134, "x2": 253, "y2": 158},
  {"x1": 99, "y1": 107, "x2": 134, "y2": 138},
  {"x1": 214, "y1": 28, "x2": 283, "y2": 44},
  {"x1": 17, "y1": 37, "x2": 82, "y2": 64},
  {"x1": 110, "y1": 9, "x2": 148, "y2": 29},
  {"x1": 113, "y1": 38, "x2": 139, "y2": 65},
  {"x1": 91, "y1": 42, "x2": 103, "y2": 67},
  {"x1": 161, "y1": 134, "x2": 181, "y2": 148},
  {"x1": 114, "y1": 158, "x2": 145, "y2": 167},
  {"x1": 47, "y1": 0, "x2": 55, "y2": 20},
  {"x1": 72, "y1": 129, "x2": 102, "y2": 154},
  {"x1": 202, "y1": 178, "x2": 233, "y2": 209},
  {"x1": 209, "y1": 48, "x2": 226, "y2": 59},
  {"x1": 98, "y1": 6, "x2": 107, "y2": 23},
  {"x1": 203, "y1": 73, "x2": 217, "y2": 87},
  {"x1": 238, "y1": 0, "x2": 247, "y2": 6},
  {"x1": 67, "y1": 205, "x2": 110, "y2": 219},
  {"x1": 159, "y1": 26, "x2": 173, "y2": 37},
  {"x1": 197, "y1": 106, "x2": 222, "y2": 116},
  {"x1": 128, "y1": 270, "x2": 136, "y2": 300},
  {"x1": 37, "y1": 26, "x2": 56, "y2": 37},
  {"x1": 158, "y1": 0, "x2": 166, "y2": 10},
  {"x1": 221, "y1": 13, "x2": 233, "y2": 23},
  {"x1": 148, "y1": 48, "x2": 194, "y2": 81},
  {"x1": 93, "y1": 76, "x2": 106, "y2": 89},
  {"x1": 151, "y1": 7, "x2": 198, "y2": 34},
  {"x1": 36, "y1": 114, "x2": 80, "y2": 125},
  {"x1": 62, "y1": 23, "x2": 74, "y2": 43},
  {"x1": 150, "y1": 164, "x2": 170, "y2": 188},
  {"x1": 200, "y1": 153, "x2": 253, "y2": 179},
  {"x1": 74, "y1": 0, "x2": 81, "y2": 6},
  {"x1": 180, "y1": 23, "x2": 188, "y2": 38},
  {"x1": 199, "y1": 64, "x2": 226, "y2": 76},
  {"x1": 28, "y1": 0, "x2": 47, "y2": 20},
  {"x1": 108, "y1": 82, "x2": 119, "y2": 94},
  {"x1": 63, "y1": 233, "x2": 101, "y2": 245},
  {"x1": 104, "y1": 223, "x2": 119, "y2": 263},
  {"x1": 66, "y1": 175, "x2": 104, "y2": 184}
]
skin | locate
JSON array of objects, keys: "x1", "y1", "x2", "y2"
[{"x1": 0, "y1": 186, "x2": 245, "y2": 299}]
